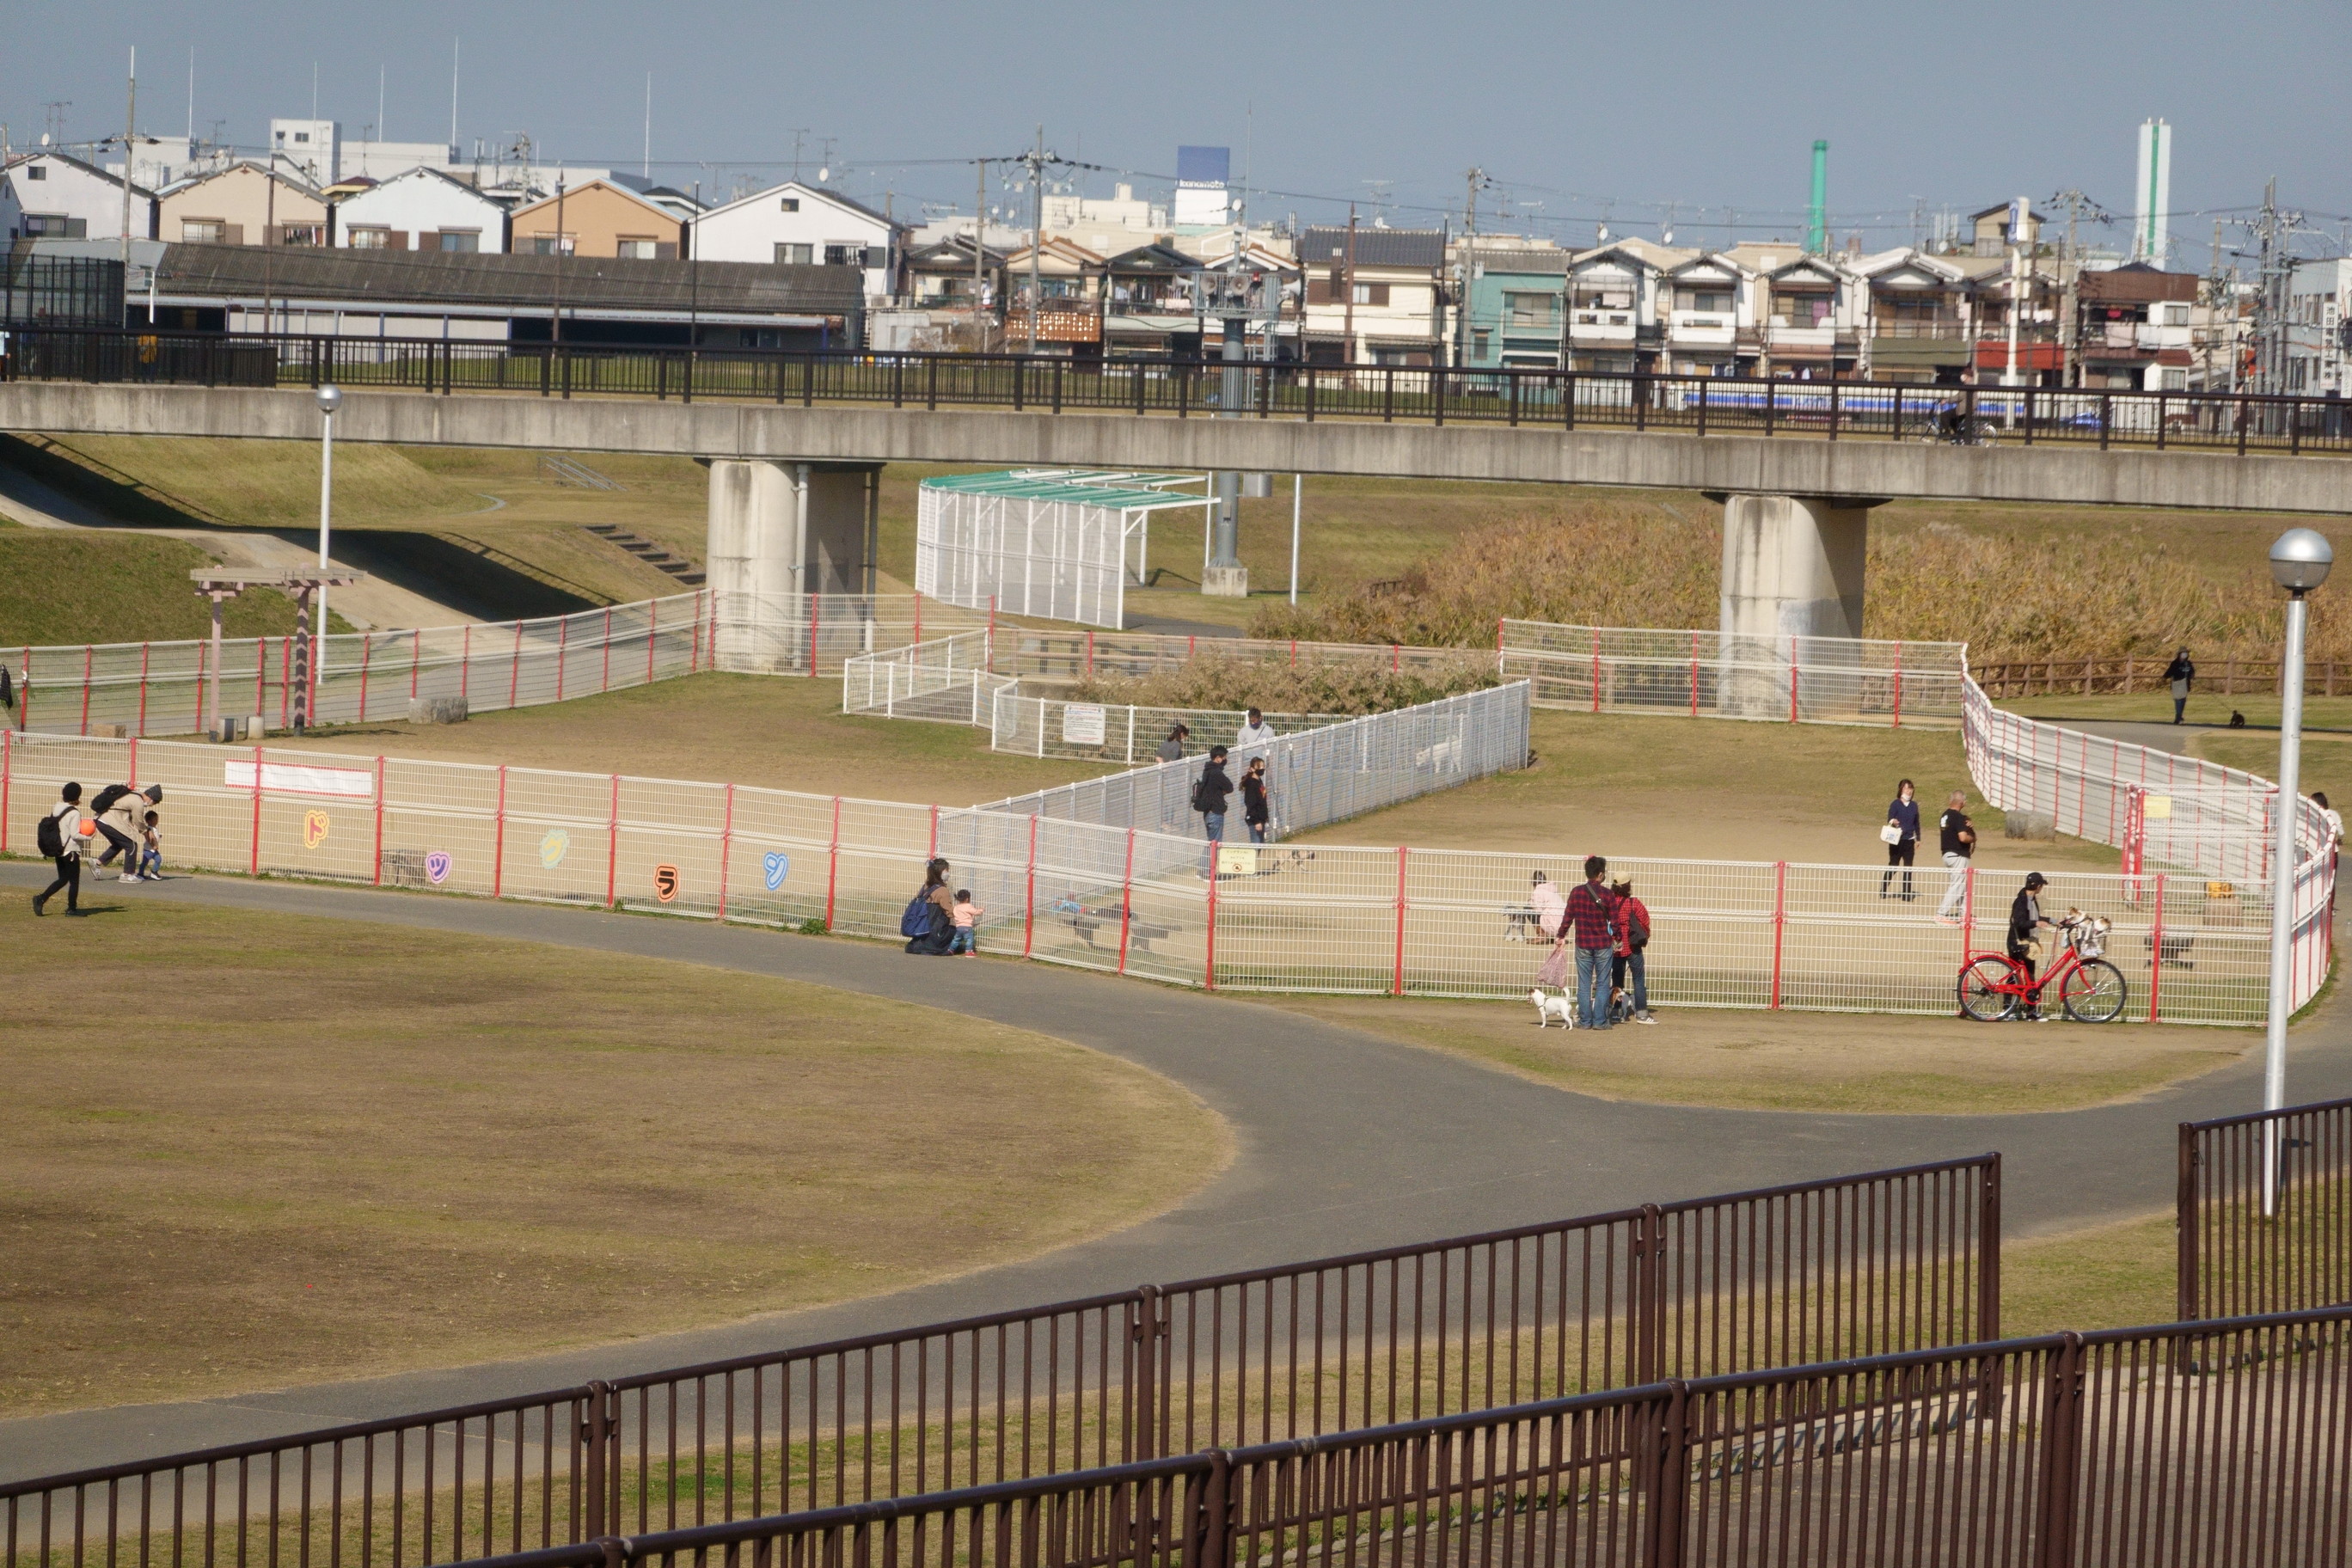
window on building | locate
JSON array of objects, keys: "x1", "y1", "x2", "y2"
[
  {"x1": 1349, "y1": 281, "x2": 1388, "y2": 306},
  {"x1": 181, "y1": 219, "x2": 227, "y2": 243},
  {"x1": 2161, "y1": 368, "x2": 2189, "y2": 390},
  {"x1": 616, "y1": 237, "x2": 658, "y2": 259},
  {"x1": 776, "y1": 242, "x2": 814, "y2": 265},
  {"x1": 1771, "y1": 291, "x2": 1833, "y2": 326},
  {"x1": 24, "y1": 214, "x2": 85, "y2": 238},
  {"x1": 438, "y1": 230, "x2": 480, "y2": 253},
  {"x1": 1503, "y1": 291, "x2": 1556, "y2": 327},
  {"x1": 348, "y1": 227, "x2": 391, "y2": 249},
  {"x1": 279, "y1": 224, "x2": 324, "y2": 247},
  {"x1": 2160, "y1": 303, "x2": 2190, "y2": 328},
  {"x1": 26, "y1": 164, "x2": 46, "y2": 181},
  {"x1": 293, "y1": 132, "x2": 310, "y2": 144},
  {"x1": 1472, "y1": 329, "x2": 1491, "y2": 358},
  {"x1": 530, "y1": 234, "x2": 576, "y2": 255},
  {"x1": 779, "y1": 198, "x2": 799, "y2": 212},
  {"x1": 824, "y1": 242, "x2": 861, "y2": 267},
  {"x1": 1676, "y1": 288, "x2": 1732, "y2": 314}
]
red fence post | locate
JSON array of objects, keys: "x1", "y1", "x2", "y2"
[
  {"x1": 1787, "y1": 636, "x2": 1799, "y2": 723},
  {"x1": 912, "y1": 591, "x2": 923, "y2": 648},
  {"x1": 1961, "y1": 864, "x2": 1976, "y2": 961},
  {"x1": 1892, "y1": 640, "x2": 1904, "y2": 729},
  {"x1": 555, "y1": 617, "x2": 569, "y2": 702},
  {"x1": 248, "y1": 743, "x2": 263, "y2": 875},
  {"x1": 410, "y1": 631, "x2": 421, "y2": 701},
  {"x1": 807, "y1": 595, "x2": 820, "y2": 678},
  {"x1": 1768, "y1": 860, "x2": 1788, "y2": 1008},
  {"x1": 690, "y1": 591, "x2": 704, "y2": 674},
  {"x1": 824, "y1": 795, "x2": 842, "y2": 930},
  {"x1": 1590, "y1": 627, "x2": 1601, "y2": 713},
  {"x1": 487, "y1": 763, "x2": 508, "y2": 896},
  {"x1": 127, "y1": 737, "x2": 138, "y2": 787},
  {"x1": 646, "y1": 601, "x2": 658, "y2": 687},
  {"x1": 1086, "y1": 630, "x2": 1096, "y2": 681},
  {"x1": 716, "y1": 781, "x2": 735, "y2": 921},
  {"x1": 509, "y1": 622, "x2": 524, "y2": 709},
  {"x1": 1393, "y1": 845, "x2": 1409, "y2": 996},
  {"x1": 1023, "y1": 813, "x2": 1040, "y2": 957},
  {"x1": 460, "y1": 623, "x2": 472, "y2": 707},
  {"x1": 138, "y1": 642, "x2": 150, "y2": 736},
  {"x1": 602, "y1": 608, "x2": 613, "y2": 692},
  {"x1": 254, "y1": 639, "x2": 266, "y2": 724},
  {"x1": 1689, "y1": 630, "x2": 1700, "y2": 717},
  {"x1": 372, "y1": 756, "x2": 386, "y2": 886},
  {"x1": 606, "y1": 774, "x2": 622, "y2": 909},
  {"x1": 1118, "y1": 828, "x2": 1136, "y2": 975},
  {"x1": 79, "y1": 645, "x2": 91, "y2": 736},
  {"x1": 985, "y1": 596, "x2": 997, "y2": 674},
  {"x1": 2148, "y1": 873, "x2": 2167, "y2": 1023},
  {"x1": 358, "y1": 632, "x2": 372, "y2": 723},
  {"x1": 928, "y1": 802, "x2": 940, "y2": 859},
  {"x1": 193, "y1": 640, "x2": 206, "y2": 736}
]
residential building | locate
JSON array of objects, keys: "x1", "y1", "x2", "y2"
[
  {"x1": 1850, "y1": 248, "x2": 1975, "y2": 383},
  {"x1": 1101, "y1": 241, "x2": 1204, "y2": 357},
  {"x1": 1658, "y1": 252, "x2": 1754, "y2": 376},
  {"x1": 903, "y1": 233, "x2": 1006, "y2": 310},
  {"x1": 268, "y1": 119, "x2": 341, "y2": 187},
  {"x1": 509, "y1": 180, "x2": 683, "y2": 260},
  {"x1": 2286, "y1": 257, "x2": 2352, "y2": 395},
  {"x1": 689, "y1": 181, "x2": 901, "y2": 304},
  {"x1": 132, "y1": 242, "x2": 863, "y2": 346},
  {"x1": 1040, "y1": 182, "x2": 1167, "y2": 254},
  {"x1": 331, "y1": 166, "x2": 508, "y2": 254},
  {"x1": 1756, "y1": 254, "x2": 1854, "y2": 377},
  {"x1": 1565, "y1": 242, "x2": 1675, "y2": 374},
  {"x1": 1299, "y1": 225, "x2": 1447, "y2": 366},
  {"x1": 2071, "y1": 262, "x2": 2199, "y2": 389},
  {"x1": 1003, "y1": 236, "x2": 1107, "y2": 357},
  {"x1": 0, "y1": 166, "x2": 20, "y2": 242},
  {"x1": 1459, "y1": 247, "x2": 1565, "y2": 370},
  {"x1": 1967, "y1": 202, "x2": 2043, "y2": 258},
  {"x1": 3, "y1": 151, "x2": 156, "y2": 241},
  {"x1": 156, "y1": 162, "x2": 328, "y2": 247}
]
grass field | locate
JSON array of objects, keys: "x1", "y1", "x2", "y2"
[
  {"x1": 1293, "y1": 707, "x2": 2120, "y2": 868},
  {"x1": 0, "y1": 530, "x2": 322, "y2": 644},
  {"x1": 2003, "y1": 1211, "x2": 2177, "y2": 1336},
  {"x1": 278, "y1": 671, "x2": 1126, "y2": 805},
  {"x1": 1265, "y1": 995, "x2": 2240, "y2": 1116},
  {"x1": 0, "y1": 900, "x2": 1226, "y2": 1416}
]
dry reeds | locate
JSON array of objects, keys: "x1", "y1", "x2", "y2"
[{"x1": 1065, "y1": 648, "x2": 1500, "y2": 716}]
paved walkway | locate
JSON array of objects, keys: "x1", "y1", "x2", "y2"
[{"x1": 3, "y1": 861, "x2": 2348, "y2": 1480}]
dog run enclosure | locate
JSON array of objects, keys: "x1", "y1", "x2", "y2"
[
  {"x1": 0, "y1": 1157, "x2": 2000, "y2": 1568},
  {"x1": 913, "y1": 470, "x2": 1214, "y2": 632}
]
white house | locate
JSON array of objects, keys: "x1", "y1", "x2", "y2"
[
  {"x1": 689, "y1": 181, "x2": 902, "y2": 303},
  {"x1": 333, "y1": 167, "x2": 507, "y2": 254},
  {"x1": 3, "y1": 152, "x2": 155, "y2": 241}
]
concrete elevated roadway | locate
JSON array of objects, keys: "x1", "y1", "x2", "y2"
[{"x1": 6, "y1": 381, "x2": 2347, "y2": 641}]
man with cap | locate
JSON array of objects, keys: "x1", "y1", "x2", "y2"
[{"x1": 2007, "y1": 873, "x2": 2058, "y2": 1020}]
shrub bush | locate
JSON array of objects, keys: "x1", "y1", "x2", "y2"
[{"x1": 1063, "y1": 649, "x2": 1500, "y2": 716}]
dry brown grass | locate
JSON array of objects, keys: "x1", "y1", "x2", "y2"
[
  {"x1": 1066, "y1": 648, "x2": 1499, "y2": 715},
  {"x1": 0, "y1": 901, "x2": 1226, "y2": 1417}
]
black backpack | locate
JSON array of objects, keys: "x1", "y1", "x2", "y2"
[
  {"x1": 36, "y1": 810, "x2": 64, "y2": 858},
  {"x1": 90, "y1": 783, "x2": 133, "y2": 817}
]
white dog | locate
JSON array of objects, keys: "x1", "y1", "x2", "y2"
[{"x1": 1529, "y1": 989, "x2": 1576, "y2": 1028}]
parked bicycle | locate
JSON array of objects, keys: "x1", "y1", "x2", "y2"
[{"x1": 1957, "y1": 912, "x2": 2128, "y2": 1022}]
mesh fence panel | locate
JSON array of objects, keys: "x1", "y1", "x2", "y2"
[{"x1": 1502, "y1": 621, "x2": 1969, "y2": 727}]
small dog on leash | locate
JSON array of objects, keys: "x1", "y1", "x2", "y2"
[{"x1": 1529, "y1": 989, "x2": 1576, "y2": 1028}]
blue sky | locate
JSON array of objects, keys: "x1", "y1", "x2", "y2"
[{"x1": 15, "y1": 0, "x2": 2346, "y2": 263}]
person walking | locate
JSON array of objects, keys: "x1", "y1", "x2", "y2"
[
  {"x1": 1155, "y1": 723, "x2": 1191, "y2": 764},
  {"x1": 1609, "y1": 878, "x2": 1654, "y2": 1024},
  {"x1": 1563, "y1": 855, "x2": 1620, "y2": 1031},
  {"x1": 1236, "y1": 707, "x2": 1273, "y2": 749},
  {"x1": 33, "y1": 781, "x2": 88, "y2": 916},
  {"x1": 1879, "y1": 779, "x2": 1921, "y2": 900},
  {"x1": 2164, "y1": 648, "x2": 2196, "y2": 725},
  {"x1": 1194, "y1": 744, "x2": 1234, "y2": 864},
  {"x1": 2007, "y1": 872, "x2": 2058, "y2": 1020},
  {"x1": 1240, "y1": 755, "x2": 1272, "y2": 844},
  {"x1": 1935, "y1": 791, "x2": 1976, "y2": 924}
]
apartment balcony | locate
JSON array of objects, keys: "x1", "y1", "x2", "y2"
[
  {"x1": 1666, "y1": 310, "x2": 1737, "y2": 347},
  {"x1": 1869, "y1": 315, "x2": 1967, "y2": 339},
  {"x1": 1764, "y1": 322, "x2": 1840, "y2": 352},
  {"x1": 1568, "y1": 309, "x2": 1638, "y2": 342}
]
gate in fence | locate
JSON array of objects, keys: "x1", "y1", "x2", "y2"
[
  {"x1": 0, "y1": 1158, "x2": 1998, "y2": 1568},
  {"x1": 2177, "y1": 1094, "x2": 2352, "y2": 1323}
]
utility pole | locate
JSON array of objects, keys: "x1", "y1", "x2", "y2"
[
  {"x1": 1026, "y1": 126, "x2": 1044, "y2": 354},
  {"x1": 1456, "y1": 168, "x2": 1485, "y2": 367},
  {"x1": 1340, "y1": 204, "x2": 1359, "y2": 366},
  {"x1": 550, "y1": 178, "x2": 567, "y2": 347},
  {"x1": 974, "y1": 158, "x2": 989, "y2": 352},
  {"x1": 119, "y1": 48, "x2": 136, "y2": 277},
  {"x1": 2003, "y1": 194, "x2": 2028, "y2": 392},
  {"x1": 2047, "y1": 189, "x2": 2102, "y2": 387}
]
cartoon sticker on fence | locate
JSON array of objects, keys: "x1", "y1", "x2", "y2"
[
  {"x1": 540, "y1": 828, "x2": 570, "y2": 868},
  {"x1": 653, "y1": 864, "x2": 679, "y2": 903},
  {"x1": 763, "y1": 852, "x2": 789, "y2": 891},
  {"x1": 302, "y1": 810, "x2": 329, "y2": 848},
  {"x1": 425, "y1": 850, "x2": 452, "y2": 885}
]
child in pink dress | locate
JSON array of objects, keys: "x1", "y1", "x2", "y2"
[{"x1": 949, "y1": 890, "x2": 983, "y2": 955}]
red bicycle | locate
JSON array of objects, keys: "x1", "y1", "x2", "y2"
[{"x1": 1957, "y1": 914, "x2": 2128, "y2": 1023}]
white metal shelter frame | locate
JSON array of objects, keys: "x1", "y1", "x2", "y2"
[{"x1": 913, "y1": 469, "x2": 1215, "y2": 630}]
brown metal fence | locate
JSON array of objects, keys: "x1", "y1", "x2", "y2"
[
  {"x1": 1975, "y1": 654, "x2": 2352, "y2": 700},
  {"x1": 403, "y1": 1304, "x2": 2352, "y2": 1568},
  {"x1": 0, "y1": 1158, "x2": 1995, "y2": 1568},
  {"x1": 2177, "y1": 1095, "x2": 2352, "y2": 1322}
]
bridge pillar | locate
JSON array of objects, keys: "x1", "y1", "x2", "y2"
[
  {"x1": 1717, "y1": 493, "x2": 1884, "y2": 718},
  {"x1": 706, "y1": 459, "x2": 881, "y2": 670}
]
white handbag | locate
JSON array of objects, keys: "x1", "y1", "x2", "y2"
[{"x1": 1879, "y1": 823, "x2": 1904, "y2": 845}]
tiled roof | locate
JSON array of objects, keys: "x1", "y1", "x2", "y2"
[
  {"x1": 154, "y1": 243, "x2": 864, "y2": 314},
  {"x1": 1299, "y1": 227, "x2": 1446, "y2": 269}
]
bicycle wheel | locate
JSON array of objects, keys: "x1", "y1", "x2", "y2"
[
  {"x1": 2062, "y1": 959, "x2": 2128, "y2": 1024},
  {"x1": 1957, "y1": 955, "x2": 2019, "y2": 1021}
]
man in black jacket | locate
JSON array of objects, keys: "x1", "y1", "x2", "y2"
[{"x1": 1195, "y1": 746, "x2": 1234, "y2": 844}]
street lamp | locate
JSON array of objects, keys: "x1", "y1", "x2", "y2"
[
  {"x1": 315, "y1": 383, "x2": 340, "y2": 710},
  {"x1": 2263, "y1": 525, "x2": 2332, "y2": 1214}
]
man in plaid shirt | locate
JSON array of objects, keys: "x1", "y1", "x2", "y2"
[{"x1": 1563, "y1": 854, "x2": 1621, "y2": 1030}]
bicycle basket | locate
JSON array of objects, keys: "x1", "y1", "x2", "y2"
[{"x1": 2070, "y1": 916, "x2": 2110, "y2": 959}]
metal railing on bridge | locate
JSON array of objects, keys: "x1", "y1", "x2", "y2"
[{"x1": 9, "y1": 327, "x2": 2352, "y2": 460}]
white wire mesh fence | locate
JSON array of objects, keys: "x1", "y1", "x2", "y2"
[
  {"x1": 914, "y1": 474, "x2": 1202, "y2": 631},
  {"x1": 1499, "y1": 621, "x2": 1968, "y2": 727},
  {"x1": 5, "y1": 592, "x2": 985, "y2": 739},
  {"x1": 990, "y1": 695, "x2": 1347, "y2": 763}
]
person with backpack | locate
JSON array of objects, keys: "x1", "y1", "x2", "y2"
[
  {"x1": 1609, "y1": 878, "x2": 1654, "y2": 1025},
  {"x1": 33, "y1": 781, "x2": 89, "y2": 917},
  {"x1": 2164, "y1": 648, "x2": 2196, "y2": 725},
  {"x1": 88, "y1": 782, "x2": 162, "y2": 882},
  {"x1": 900, "y1": 856, "x2": 957, "y2": 955},
  {"x1": 1193, "y1": 745, "x2": 1234, "y2": 845}
]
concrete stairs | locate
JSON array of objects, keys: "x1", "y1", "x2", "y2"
[{"x1": 582, "y1": 523, "x2": 706, "y2": 586}]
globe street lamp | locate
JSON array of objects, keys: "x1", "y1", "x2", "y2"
[
  {"x1": 315, "y1": 384, "x2": 340, "y2": 710},
  {"x1": 2263, "y1": 525, "x2": 2332, "y2": 1215}
]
